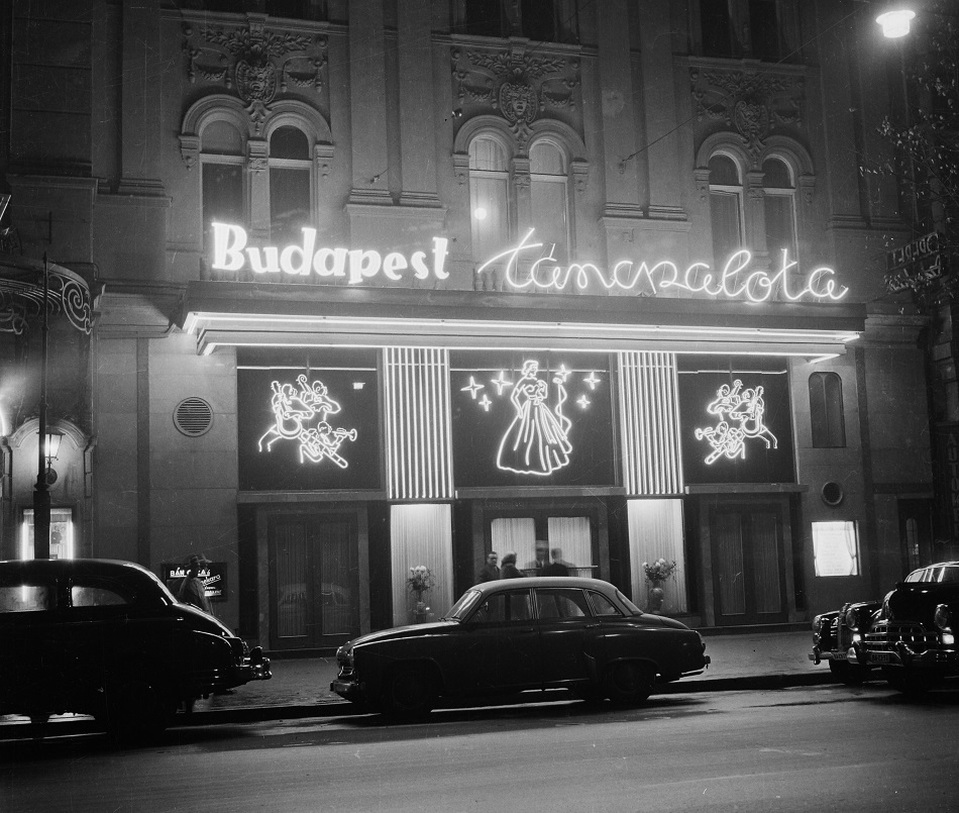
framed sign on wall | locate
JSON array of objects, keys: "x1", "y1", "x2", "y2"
[
  {"x1": 450, "y1": 351, "x2": 615, "y2": 488},
  {"x1": 237, "y1": 349, "x2": 381, "y2": 491},
  {"x1": 678, "y1": 356, "x2": 795, "y2": 485}
]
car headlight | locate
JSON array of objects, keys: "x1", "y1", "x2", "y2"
[
  {"x1": 844, "y1": 607, "x2": 859, "y2": 629},
  {"x1": 934, "y1": 604, "x2": 952, "y2": 632},
  {"x1": 812, "y1": 615, "x2": 823, "y2": 633},
  {"x1": 882, "y1": 593, "x2": 894, "y2": 620}
]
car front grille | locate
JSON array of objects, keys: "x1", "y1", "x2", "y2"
[{"x1": 864, "y1": 621, "x2": 938, "y2": 653}]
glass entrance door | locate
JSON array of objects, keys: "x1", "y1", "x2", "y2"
[
  {"x1": 710, "y1": 504, "x2": 787, "y2": 625},
  {"x1": 269, "y1": 511, "x2": 359, "y2": 650}
]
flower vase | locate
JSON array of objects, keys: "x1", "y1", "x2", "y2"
[
  {"x1": 647, "y1": 580, "x2": 665, "y2": 614},
  {"x1": 412, "y1": 592, "x2": 429, "y2": 624}
]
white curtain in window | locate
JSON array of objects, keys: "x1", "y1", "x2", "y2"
[
  {"x1": 547, "y1": 516, "x2": 593, "y2": 576},
  {"x1": 491, "y1": 517, "x2": 536, "y2": 572},
  {"x1": 627, "y1": 499, "x2": 688, "y2": 613},
  {"x1": 390, "y1": 504, "x2": 454, "y2": 626}
]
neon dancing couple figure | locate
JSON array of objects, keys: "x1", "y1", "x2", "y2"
[
  {"x1": 258, "y1": 374, "x2": 357, "y2": 467},
  {"x1": 496, "y1": 360, "x2": 573, "y2": 476},
  {"x1": 694, "y1": 379, "x2": 778, "y2": 464}
]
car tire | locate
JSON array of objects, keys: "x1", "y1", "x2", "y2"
[
  {"x1": 381, "y1": 666, "x2": 437, "y2": 719},
  {"x1": 828, "y1": 659, "x2": 868, "y2": 686},
  {"x1": 604, "y1": 661, "x2": 655, "y2": 706},
  {"x1": 105, "y1": 680, "x2": 171, "y2": 744}
]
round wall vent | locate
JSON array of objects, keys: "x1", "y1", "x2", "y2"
[
  {"x1": 821, "y1": 481, "x2": 844, "y2": 507},
  {"x1": 173, "y1": 397, "x2": 214, "y2": 437}
]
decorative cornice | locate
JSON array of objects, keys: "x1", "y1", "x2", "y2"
[
  {"x1": 182, "y1": 13, "x2": 328, "y2": 135},
  {"x1": 690, "y1": 64, "x2": 804, "y2": 159},
  {"x1": 451, "y1": 39, "x2": 580, "y2": 150}
]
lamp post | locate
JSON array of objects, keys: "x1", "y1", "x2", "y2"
[{"x1": 32, "y1": 253, "x2": 51, "y2": 559}]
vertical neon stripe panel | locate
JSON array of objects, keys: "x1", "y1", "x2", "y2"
[
  {"x1": 384, "y1": 348, "x2": 454, "y2": 500},
  {"x1": 617, "y1": 351, "x2": 684, "y2": 496}
]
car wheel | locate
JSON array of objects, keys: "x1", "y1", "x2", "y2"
[
  {"x1": 382, "y1": 666, "x2": 437, "y2": 719},
  {"x1": 105, "y1": 680, "x2": 171, "y2": 744},
  {"x1": 604, "y1": 661, "x2": 655, "y2": 706},
  {"x1": 828, "y1": 659, "x2": 868, "y2": 686}
]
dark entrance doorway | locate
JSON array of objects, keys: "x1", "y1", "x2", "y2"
[
  {"x1": 709, "y1": 502, "x2": 788, "y2": 625},
  {"x1": 268, "y1": 510, "x2": 359, "y2": 650}
]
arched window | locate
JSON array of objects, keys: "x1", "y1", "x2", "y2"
[
  {"x1": 530, "y1": 140, "x2": 569, "y2": 266},
  {"x1": 269, "y1": 125, "x2": 312, "y2": 245},
  {"x1": 708, "y1": 154, "x2": 744, "y2": 266},
  {"x1": 200, "y1": 120, "x2": 245, "y2": 249},
  {"x1": 809, "y1": 372, "x2": 845, "y2": 448},
  {"x1": 469, "y1": 135, "x2": 510, "y2": 269},
  {"x1": 763, "y1": 157, "x2": 797, "y2": 266}
]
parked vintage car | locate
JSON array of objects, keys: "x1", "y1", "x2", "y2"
[
  {"x1": 0, "y1": 558, "x2": 271, "y2": 739},
  {"x1": 853, "y1": 561, "x2": 959, "y2": 692},
  {"x1": 810, "y1": 599, "x2": 881, "y2": 685},
  {"x1": 331, "y1": 576, "x2": 710, "y2": 717}
]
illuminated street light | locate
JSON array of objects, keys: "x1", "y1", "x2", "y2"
[{"x1": 876, "y1": 8, "x2": 916, "y2": 38}]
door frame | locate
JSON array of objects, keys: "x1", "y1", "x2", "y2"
[
  {"x1": 477, "y1": 498, "x2": 608, "y2": 581},
  {"x1": 698, "y1": 494, "x2": 795, "y2": 627},
  {"x1": 256, "y1": 503, "x2": 370, "y2": 651}
]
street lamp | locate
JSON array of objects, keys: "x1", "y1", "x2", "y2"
[
  {"x1": 875, "y1": 5, "x2": 916, "y2": 38},
  {"x1": 33, "y1": 254, "x2": 51, "y2": 559}
]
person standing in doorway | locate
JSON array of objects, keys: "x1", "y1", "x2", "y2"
[
  {"x1": 500, "y1": 552, "x2": 523, "y2": 578},
  {"x1": 543, "y1": 548, "x2": 570, "y2": 576},
  {"x1": 478, "y1": 551, "x2": 501, "y2": 583},
  {"x1": 178, "y1": 553, "x2": 213, "y2": 614}
]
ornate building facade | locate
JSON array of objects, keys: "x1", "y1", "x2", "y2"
[{"x1": 0, "y1": 1, "x2": 947, "y2": 649}]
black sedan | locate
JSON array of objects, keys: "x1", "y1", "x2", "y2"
[
  {"x1": 810, "y1": 600, "x2": 881, "y2": 685},
  {"x1": 854, "y1": 560, "x2": 959, "y2": 692},
  {"x1": 0, "y1": 558, "x2": 270, "y2": 740},
  {"x1": 331, "y1": 576, "x2": 709, "y2": 717}
]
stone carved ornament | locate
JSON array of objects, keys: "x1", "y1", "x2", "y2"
[
  {"x1": 183, "y1": 15, "x2": 327, "y2": 134},
  {"x1": 690, "y1": 67, "x2": 804, "y2": 158},
  {"x1": 451, "y1": 42, "x2": 580, "y2": 147}
]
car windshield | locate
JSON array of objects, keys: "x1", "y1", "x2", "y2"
[
  {"x1": 441, "y1": 589, "x2": 482, "y2": 621},
  {"x1": 615, "y1": 587, "x2": 643, "y2": 615},
  {"x1": 935, "y1": 566, "x2": 959, "y2": 584}
]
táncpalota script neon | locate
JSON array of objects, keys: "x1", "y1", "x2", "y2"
[
  {"x1": 210, "y1": 223, "x2": 450, "y2": 284},
  {"x1": 478, "y1": 230, "x2": 849, "y2": 303}
]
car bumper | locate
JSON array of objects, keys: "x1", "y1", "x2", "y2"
[
  {"x1": 330, "y1": 677, "x2": 365, "y2": 702},
  {"x1": 809, "y1": 646, "x2": 849, "y2": 665},
  {"x1": 852, "y1": 641, "x2": 958, "y2": 671}
]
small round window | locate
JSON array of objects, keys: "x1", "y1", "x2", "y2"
[{"x1": 173, "y1": 397, "x2": 214, "y2": 437}]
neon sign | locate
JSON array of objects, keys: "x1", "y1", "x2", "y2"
[
  {"x1": 694, "y1": 379, "x2": 778, "y2": 464},
  {"x1": 479, "y1": 230, "x2": 848, "y2": 303},
  {"x1": 460, "y1": 361, "x2": 604, "y2": 476},
  {"x1": 258, "y1": 374, "x2": 357, "y2": 466},
  {"x1": 211, "y1": 223, "x2": 450, "y2": 284},
  {"x1": 210, "y1": 222, "x2": 847, "y2": 304}
]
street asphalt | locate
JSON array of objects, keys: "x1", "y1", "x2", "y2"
[{"x1": 1, "y1": 628, "x2": 838, "y2": 738}]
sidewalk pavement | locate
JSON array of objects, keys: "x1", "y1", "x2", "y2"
[
  {"x1": 0, "y1": 629, "x2": 831, "y2": 736},
  {"x1": 199, "y1": 628, "x2": 830, "y2": 721}
]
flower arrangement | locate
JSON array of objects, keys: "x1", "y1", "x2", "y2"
[
  {"x1": 407, "y1": 565, "x2": 435, "y2": 597},
  {"x1": 643, "y1": 558, "x2": 677, "y2": 584}
]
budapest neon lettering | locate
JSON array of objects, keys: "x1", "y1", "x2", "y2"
[
  {"x1": 694, "y1": 379, "x2": 778, "y2": 464},
  {"x1": 477, "y1": 230, "x2": 849, "y2": 303},
  {"x1": 258, "y1": 374, "x2": 357, "y2": 466},
  {"x1": 210, "y1": 222, "x2": 848, "y2": 303},
  {"x1": 211, "y1": 223, "x2": 450, "y2": 285}
]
